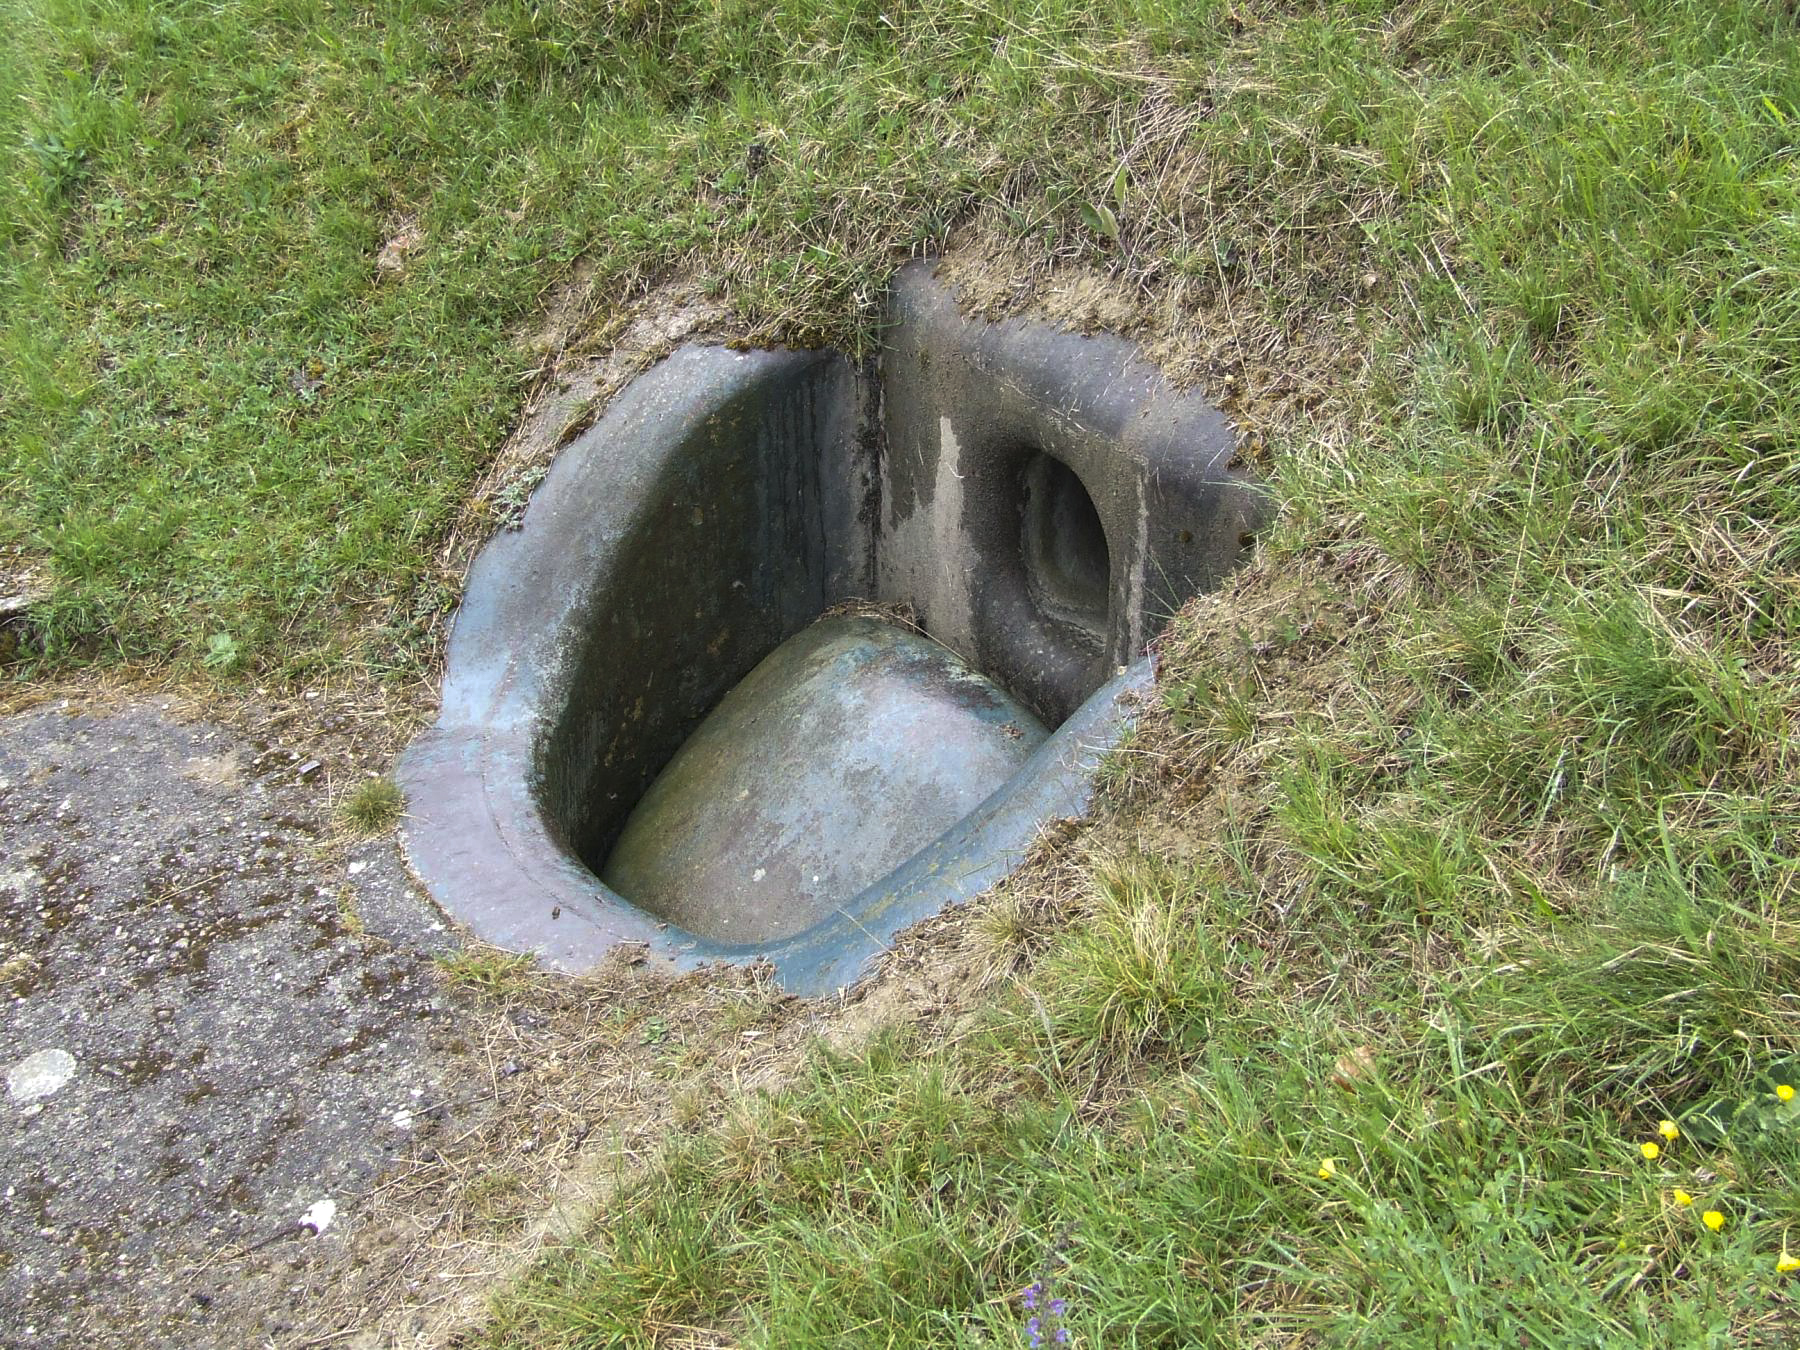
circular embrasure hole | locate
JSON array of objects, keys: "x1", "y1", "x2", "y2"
[{"x1": 1020, "y1": 452, "x2": 1110, "y2": 639}]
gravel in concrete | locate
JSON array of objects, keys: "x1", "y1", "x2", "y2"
[{"x1": 0, "y1": 697, "x2": 470, "y2": 1347}]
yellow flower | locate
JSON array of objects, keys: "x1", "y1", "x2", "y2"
[
  {"x1": 1640, "y1": 1141, "x2": 1660, "y2": 1160},
  {"x1": 1317, "y1": 1158, "x2": 1337, "y2": 1180},
  {"x1": 1672, "y1": 1189, "x2": 1694, "y2": 1207},
  {"x1": 1658, "y1": 1119, "x2": 1679, "y2": 1142},
  {"x1": 1779, "y1": 1252, "x2": 1800, "y2": 1275},
  {"x1": 1778, "y1": 1084, "x2": 1795, "y2": 1103},
  {"x1": 1703, "y1": 1210, "x2": 1726, "y2": 1232}
]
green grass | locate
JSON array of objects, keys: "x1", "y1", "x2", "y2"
[
  {"x1": 0, "y1": 0, "x2": 1236, "y2": 678},
  {"x1": 436, "y1": 947, "x2": 537, "y2": 998},
  {"x1": 7, "y1": 0, "x2": 1800, "y2": 1343},
  {"x1": 470, "y1": 2, "x2": 1799, "y2": 1345},
  {"x1": 486, "y1": 858, "x2": 1800, "y2": 1347},
  {"x1": 337, "y1": 774, "x2": 404, "y2": 833}
]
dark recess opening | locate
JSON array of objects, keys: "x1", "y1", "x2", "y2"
[{"x1": 1020, "y1": 452, "x2": 1109, "y2": 640}]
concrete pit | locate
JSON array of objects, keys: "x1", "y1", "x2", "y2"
[{"x1": 398, "y1": 262, "x2": 1265, "y2": 992}]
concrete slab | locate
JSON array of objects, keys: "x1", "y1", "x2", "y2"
[{"x1": 0, "y1": 699, "x2": 469, "y2": 1347}]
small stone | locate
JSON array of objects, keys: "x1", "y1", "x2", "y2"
[
  {"x1": 299, "y1": 1198, "x2": 336, "y2": 1234},
  {"x1": 7, "y1": 1049, "x2": 76, "y2": 1103},
  {"x1": 0, "y1": 595, "x2": 29, "y2": 621},
  {"x1": 294, "y1": 760, "x2": 323, "y2": 782},
  {"x1": 1330, "y1": 1044, "x2": 1378, "y2": 1092}
]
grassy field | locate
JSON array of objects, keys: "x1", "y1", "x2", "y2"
[
  {"x1": 6, "y1": 0, "x2": 1800, "y2": 1345},
  {"x1": 1, "y1": 0, "x2": 1247, "y2": 676}
]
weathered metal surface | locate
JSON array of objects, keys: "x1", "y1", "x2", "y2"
[
  {"x1": 397, "y1": 346, "x2": 859, "y2": 972},
  {"x1": 602, "y1": 617, "x2": 1048, "y2": 944}
]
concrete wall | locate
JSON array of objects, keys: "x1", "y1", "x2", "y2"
[
  {"x1": 873, "y1": 263, "x2": 1260, "y2": 724},
  {"x1": 537, "y1": 347, "x2": 859, "y2": 869}
]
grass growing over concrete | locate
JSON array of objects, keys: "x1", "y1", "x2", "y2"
[{"x1": 6, "y1": 0, "x2": 1800, "y2": 1344}]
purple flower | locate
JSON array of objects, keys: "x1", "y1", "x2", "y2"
[
  {"x1": 1023, "y1": 1283, "x2": 1041, "y2": 1311},
  {"x1": 1027, "y1": 1315, "x2": 1042, "y2": 1348},
  {"x1": 1054, "y1": 1330, "x2": 1069, "y2": 1344},
  {"x1": 1049, "y1": 1297, "x2": 1066, "y2": 1317}
]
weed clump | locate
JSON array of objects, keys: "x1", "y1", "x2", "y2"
[
  {"x1": 339, "y1": 778, "x2": 404, "y2": 835},
  {"x1": 434, "y1": 948, "x2": 535, "y2": 998}
]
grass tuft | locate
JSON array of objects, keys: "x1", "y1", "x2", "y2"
[
  {"x1": 435, "y1": 948, "x2": 535, "y2": 999},
  {"x1": 338, "y1": 776, "x2": 405, "y2": 835},
  {"x1": 1027, "y1": 852, "x2": 1232, "y2": 1065}
]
